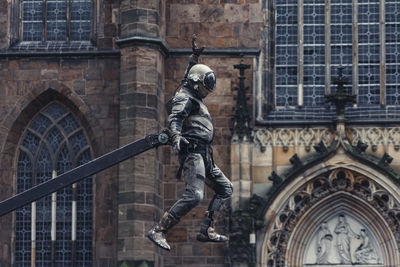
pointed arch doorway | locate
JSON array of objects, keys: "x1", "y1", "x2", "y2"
[{"x1": 262, "y1": 166, "x2": 400, "y2": 267}]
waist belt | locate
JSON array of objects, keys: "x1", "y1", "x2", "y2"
[{"x1": 176, "y1": 139, "x2": 213, "y2": 179}]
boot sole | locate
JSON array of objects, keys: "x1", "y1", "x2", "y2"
[
  {"x1": 196, "y1": 234, "x2": 228, "y2": 243},
  {"x1": 147, "y1": 232, "x2": 171, "y2": 251}
]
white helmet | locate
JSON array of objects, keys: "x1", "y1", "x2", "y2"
[{"x1": 187, "y1": 64, "x2": 216, "y2": 97}]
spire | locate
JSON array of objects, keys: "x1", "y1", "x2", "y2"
[
  {"x1": 326, "y1": 66, "x2": 356, "y2": 136},
  {"x1": 232, "y1": 57, "x2": 252, "y2": 142},
  {"x1": 326, "y1": 66, "x2": 356, "y2": 121}
]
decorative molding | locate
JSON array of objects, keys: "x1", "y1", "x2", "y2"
[
  {"x1": 116, "y1": 36, "x2": 169, "y2": 56},
  {"x1": 0, "y1": 50, "x2": 120, "y2": 58},
  {"x1": 265, "y1": 168, "x2": 400, "y2": 266},
  {"x1": 350, "y1": 127, "x2": 400, "y2": 149},
  {"x1": 254, "y1": 127, "x2": 400, "y2": 152},
  {"x1": 169, "y1": 48, "x2": 261, "y2": 57},
  {"x1": 116, "y1": 36, "x2": 261, "y2": 58},
  {"x1": 253, "y1": 128, "x2": 335, "y2": 150}
]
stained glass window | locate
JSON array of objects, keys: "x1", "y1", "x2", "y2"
[
  {"x1": 303, "y1": 0, "x2": 325, "y2": 106},
  {"x1": 22, "y1": 0, "x2": 43, "y2": 41},
  {"x1": 330, "y1": 0, "x2": 353, "y2": 94},
  {"x1": 15, "y1": 103, "x2": 92, "y2": 266},
  {"x1": 71, "y1": 0, "x2": 92, "y2": 41},
  {"x1": 22, "y1": 0, "x2": 92, "y2": 41},
  {"x1": 276, "y1": 0, "x2": 298, "y2": 106},
  {"x1": 386, "y1": 1, "x2": 400, "y2": 105},
  {"x1": 358, "y1": 0, "x2": 380, "y2": 105},
  {"x1": 270, "y1": 0, "x2": 400, "y2": 119}
]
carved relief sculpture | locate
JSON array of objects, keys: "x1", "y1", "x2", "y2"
[
  {"x1": 355, "y1": 229, "x2": 379, "y2": 264},
  {"x1": 316, "y1": 221, "x2": 332, "y2": 264},
  {"x1": 334, "y1": 214, "x2": 359, "y2": 264},
  {"x1": 265, "y1": 169, "x2": 390, "y2": 266}
]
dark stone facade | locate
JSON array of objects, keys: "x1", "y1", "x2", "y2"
[{"x1": 0, "y1": 0, "x2": 261, "y2": 266}]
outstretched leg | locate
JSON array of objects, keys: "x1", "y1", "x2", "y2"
[
  {"x1": 147, "y1": 153, "x2": 206, "y2": 250},
  {"x1": 197, "y1": 165, "x2": 233, "y2": 242}
]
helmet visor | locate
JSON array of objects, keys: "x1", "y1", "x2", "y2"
[{"x1": 203, "y1": 72, "x2": 216, "y2": 92}]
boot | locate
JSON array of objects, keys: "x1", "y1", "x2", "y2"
[
  {"x1": 147, "y1": 212, "x2": 179, "y2": 251},
  {"x1": 196, "y1": 211, "x2": 228, "y2": 243}
]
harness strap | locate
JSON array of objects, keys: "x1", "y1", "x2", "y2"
[{"x1": 175, "y1": 139, "x2": 212, "y2": 179}]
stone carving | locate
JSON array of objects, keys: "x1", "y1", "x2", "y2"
[
  {"x1": 334, "y1": 214, "x2": 359, "y2": 264},
  {"x1": 315, "y1": 221, "x2": 332, "y2": 264},
  {"x1": 306, "y1": 214, "x2": 380, "y2": 265},
  {"x1": 350, "y1": 127, "x2": 400, "y2": 149},
  {"x1": 253, "y1": 128, "x2": 334, "y2": 151},
  {"x1": 254, "y1": 127, "x2": 400, "y2": 152},
  {"x1": 355, "y1": 229, "x2": 379, "y2": 264},
  {"x1": 265, "y1": 169, "x2": 391, "y2": 266}
]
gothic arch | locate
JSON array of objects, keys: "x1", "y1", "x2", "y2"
[
  {"x1": 14, "y1": 102, "x2": 94, "y2": 265},
  {"x1": 1, "y1": 84, "x2": 105, "y2": 161},
  {"x1": 0, "y1": 87, "x2": 106, "y2": 265},
  {"x1": 261, "y1": 161, "x2": 400, "y2": 267}
]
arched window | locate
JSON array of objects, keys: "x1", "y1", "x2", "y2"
[{"x1": 15, "y1": 103, "x2": 92, "y2": 266}]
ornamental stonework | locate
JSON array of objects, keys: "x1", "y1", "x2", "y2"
[
  {"x1": 350, "y1": 127, "x2": 400, "y2": 150},
  {"x1": 253, "y1": 128, "x2": 334, "y2": 150},
  {"x1": 265, "y1": 168, "x2": 400, "y2": 267},
  {"x1": 254, "y1": 127, "x2": 400, "y2": 152}
]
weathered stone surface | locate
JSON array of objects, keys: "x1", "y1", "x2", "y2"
[{"x1": 170, "y1": 4, "x2": 201, "y2": 23}]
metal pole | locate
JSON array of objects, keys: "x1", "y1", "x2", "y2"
[
  {"x1": 51, "y1": 170, "x2": 57, "y2": 267},
  {"x1": 0, "y1": 133, "x2": 169, "y2": 217}
]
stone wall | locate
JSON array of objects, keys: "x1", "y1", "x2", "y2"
[
  {"x1": 162, "y1": 1, "x2": 262, "y2": 265},
  {"x1": 0, "y1": 0, "x2": 121, "y2": 264},
  {"x1": 166, "y1": 0, "x2": 263, "y2": 49},
  {"x1": 117, "y1": 0, "x2": 166, "y2": 266},
  {"x1": 0, "y1": 56, "x2": 120, "y2": 266},
  {"x1": 163, "y1": 55, "x2": 254, "y2": 266}
]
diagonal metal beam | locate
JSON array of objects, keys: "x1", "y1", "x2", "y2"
[{"x1": 0, "y1": 132, "x2": 170, "y2": 217}]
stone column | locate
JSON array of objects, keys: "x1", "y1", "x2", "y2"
[
  {"x1": 231, "y1": 141, "x2": 252, "y2": 211},
  {"x1": 117, "y1": 1, "x2": 165, "y2": 266}
]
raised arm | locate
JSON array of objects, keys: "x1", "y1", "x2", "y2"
[{"x1": 182, "y1": 35, "x2": 205, "y2": 81}]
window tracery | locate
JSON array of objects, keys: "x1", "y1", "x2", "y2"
[{"x1": 15, "y1": 103, "x2": 92, "y2": 266}]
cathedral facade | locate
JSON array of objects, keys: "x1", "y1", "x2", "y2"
[{"x1": 0, "y1": 0, "x2": 400, "y2": 267}]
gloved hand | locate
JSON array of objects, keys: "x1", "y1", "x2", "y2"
[
  {"x1": 172, "y1": 135, "x2": 189, "y2": 155},
  {"x1": 192, "y1": 34, "x2": 205, "y2": 56}
]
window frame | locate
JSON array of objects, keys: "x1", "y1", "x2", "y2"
[
  {"x1": 272, "y1": 0, "x2": 388, "y2": 108},
  {"x1": 9, "y1": 0, "x2": 97, "y2": 48},
  {"x1": 14, "y1": 102, "x2": 93, "y2": 266}
]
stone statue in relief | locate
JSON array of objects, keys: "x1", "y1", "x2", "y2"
[
  {"x1": 334, "y1": 214, "x2": 360, "y2": 264},
  {"x1": 355, "y1": 229, "x2": 379, "y2": 264},
  {"x1": 315, "y1": 221, "x2": 333, "y2": 264}
]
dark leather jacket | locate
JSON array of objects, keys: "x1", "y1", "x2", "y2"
[{"x1": 168, "y1": 86, "x2": 214, "y2": 144}]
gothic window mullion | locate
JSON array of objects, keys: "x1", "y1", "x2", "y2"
[
  {"x1": 66, "y1": 0, "x2": 71, "y2": 41},
  {"x1": 275, "y1": 0, "x2": 299, "y2": 107},
  {"x1": 303, "y1": 0, "x2": 326, "y2": 106},
  {"x1": 75, "y1": 146, "x2": 90, "y2": 164},
  {"x1": 297, "y1": 0, "x2": 304, "y2": 107},
  {"x1": 16, "y1": 103, "x2": 92, "y2": 266},
  {"x1": 379, "y1": 0, "x2": 385, "y2": 105},
  {"x1": 42, "y1": 0, "x2": 47, "y2": 41}
]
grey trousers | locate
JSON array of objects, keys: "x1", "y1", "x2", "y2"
[{"x1": 168, "y1": 152, "x2": 233, "y2": 220}]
